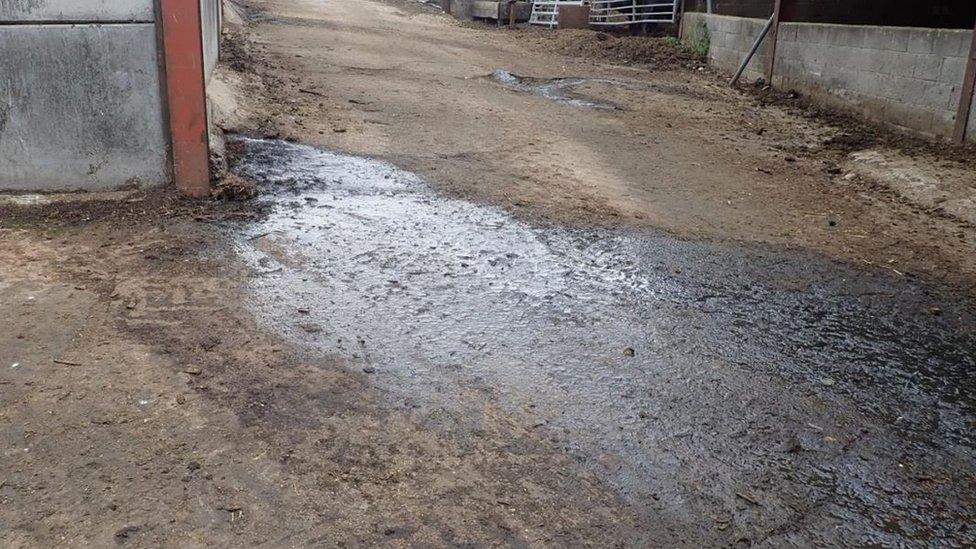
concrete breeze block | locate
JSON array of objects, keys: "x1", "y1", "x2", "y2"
[
  {"x1": 907, "y1": 28, "x2": 938, "y2": 54},
  {"x1": 940, "y1": 56, "x2": 968, "y2": 85},
  {"x1": 913, "y1": 53, "x2": 945, "y2": 82}
]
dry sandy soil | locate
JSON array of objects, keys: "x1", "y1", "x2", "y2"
[{"x1": 1, "y1": 0, "x2": 975, "y2": 546}]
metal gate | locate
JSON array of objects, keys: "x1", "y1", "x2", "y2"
[
  {"x1": 529, "y1": 0, "x2": 584, "y2": 27},
  {"x1": 589, "y1": 0, "x2": 679, "y2": 26}
]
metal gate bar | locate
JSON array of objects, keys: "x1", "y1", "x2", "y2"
[
  {"x1": 529, "y1": 0, "x2": 584, "y2": 27},
  {"x1": 589, "y1": 0, "x2": 678, "y2": 26}
]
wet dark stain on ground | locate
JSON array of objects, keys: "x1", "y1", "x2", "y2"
[
  {"x1": 489, "y1": 69, "x2": 622, "y2": 110},
  {"x1": 228, "y1": 137, "x2": 976, "y2": 546},
  {"x1": 488, "y1": 69, "x2": 722, "y2": 108}
]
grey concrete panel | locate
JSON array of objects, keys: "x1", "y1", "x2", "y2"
[
  {"x1": 0, "y1": 0, "x2": 154, "y2": 22},
  {"x1": 0, "y1": 24, "x2": 169, "y2": 191},
  {"x1": 913, "y1": 54, "x2": 944, "y2": 82}
]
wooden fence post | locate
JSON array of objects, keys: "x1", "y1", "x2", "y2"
[
  {"x1": 952, "y1": 18, "x2": 976, "y2": 145},
  {"x1": 764, "y1": 0, "x2": 783, "y2": 84},
  {"x1": 678, "y1": 0, "x2": 687, "y2": 39}
]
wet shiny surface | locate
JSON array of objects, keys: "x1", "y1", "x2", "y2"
[
  {"x1": 230, "y1": 137, "x2": 976, "y2": 546},
  {"x1": 490, "y1": 69, "x2": 621, "y2": 109}
]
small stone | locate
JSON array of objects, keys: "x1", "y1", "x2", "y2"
[
  {"x1": 114, "y1": 526, "x2": 140, "y2": 543},
  {"x1": 362, "y1": 367, "x2": 376, "y2": 374},
  {"x1": 624, "y1": 347, "x2": 636, "y2": 357},
  {"x1": 183, "y1": 366, "x2": 202, "y2": 376}
]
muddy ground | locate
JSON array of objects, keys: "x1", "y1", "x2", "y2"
[{"x1": 2, "y1": 0, "x2": 976, "y2": 546}]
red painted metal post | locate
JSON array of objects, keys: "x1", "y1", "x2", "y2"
[
  {"x1": 952, "y1": 19, "x2": 976, "y2": 145},
  {"x1": 765, "y1": 0, "x2": 782, "y2": 84},
  {"x1": 160, "y1": 0, "x2": 211, "y2": 198}
]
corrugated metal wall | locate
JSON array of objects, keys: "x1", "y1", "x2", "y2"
[
  {"x1": 201, "y1": 0, "x2": 222, "y2": 81},
  {"x1": 684, "y1": 0, "x2": 975, "y2": 29}
]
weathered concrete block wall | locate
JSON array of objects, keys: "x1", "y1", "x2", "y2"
[
  {"x1": 775, "y1": 23, "x2": 972, "y2": 139},
  {"x1": 0, "y1": 0, "x2": 169, "y2": 191},
  {"x1": 684, "y1": 12, "x2": 772, "y2": 83},
  {"x1": 683, "y1": 12, "x2": 975, "y2": 141}
]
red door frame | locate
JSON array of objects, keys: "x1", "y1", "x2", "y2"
[{"x1": 160, "y1": 0, "x2": 211, "y2": 198}]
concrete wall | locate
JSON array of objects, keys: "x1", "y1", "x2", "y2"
[
  {"x1": 0, "y1": 0, "x2": 169, "y2": 191},
  {"x1": 0, "y1": 0, "x2": 154, "y2": 21},
  {"x1": 685, "y1": 12, "x2": 772, "y2": 83},
  {"x1": 684, "y1": 12, "x2": 975, "y2": 141}
]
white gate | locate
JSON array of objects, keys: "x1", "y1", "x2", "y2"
[
  {"x1": 588, "y1": 0, "x2": 679, "y2": 26},
  {"x1": 529, "y1": 0, "x2": 584, "y2": 27}
]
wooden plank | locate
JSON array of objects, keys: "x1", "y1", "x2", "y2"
[
  {"x1": 953, "y1": 20, "x2": 976, "y2": 145},
  {"x1": 677, "y1": 0, "x2": 687, "y2": 39},
  {"x1": 471, "y1": 1, "x2": 500, "y2": 19},
  {"x1": 764, "y1": 0, "x2": 782, "y2": 84},
  {"x1": 468, "y1": 1, "x2": 530, "y2": 22},
  {"x1": 557, "y1": 4, "x2": 590, "y2": 29}
]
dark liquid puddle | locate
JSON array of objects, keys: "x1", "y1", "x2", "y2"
[
  {"x1": 229, "y1": 137, "x2": 976, "y2": 546},
  {"x1": 489, "y1": 69, "x2": 622, "y2": 109}
]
